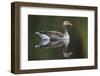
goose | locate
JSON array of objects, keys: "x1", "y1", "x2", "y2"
[
  {"x1": 35, "y1": 21, "x2": 73, "y2": 58},
  {"x1": 35, "y1": 21, "x2": 72, "y2": 41}
]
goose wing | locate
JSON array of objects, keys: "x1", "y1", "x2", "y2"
[{"x1": 39, "y1": 31, "x2": 64, "y2": 40}]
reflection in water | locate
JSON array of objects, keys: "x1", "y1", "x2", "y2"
[{"x1": 35, "y1": 39, "x2": 73, "y2": 58}]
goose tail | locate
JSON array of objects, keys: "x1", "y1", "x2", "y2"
[{"x1": 35, "y1": 32, "x2": 50, "y2": 40}]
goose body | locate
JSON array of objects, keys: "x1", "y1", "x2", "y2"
[{"x1": 35, "y1": 31, "x2": 67, "y2": 40}]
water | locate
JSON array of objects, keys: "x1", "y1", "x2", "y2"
[{"x1": 28, "y1": 15, "x2": 88, "y2": 61}]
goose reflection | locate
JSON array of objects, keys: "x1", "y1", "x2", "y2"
[{"x1": 35, "y1": 21, "x2": 73, "y2": 58}]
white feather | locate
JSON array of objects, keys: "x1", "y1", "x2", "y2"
[{"x1": 35, "y1": 32, "x2": 50, "y2": 40}]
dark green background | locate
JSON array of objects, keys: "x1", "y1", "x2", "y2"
[{"x1": 28, "y1": 15, "x2": 88, "y2": 61}]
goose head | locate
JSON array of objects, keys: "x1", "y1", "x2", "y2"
[
  {"x1": 63, "y1": 21, "x2": 72, "y2": 31},
  {"x1": 63, "y1": 21, "x2": 72, "y2": 26}
]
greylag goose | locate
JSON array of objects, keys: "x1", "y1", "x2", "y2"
[
  {"x1": 35, "y1": 21, "x2": 72, "y2": 41},
  {"x1": 35, "y1": 21, "x2": 73, "y2": 58}
]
